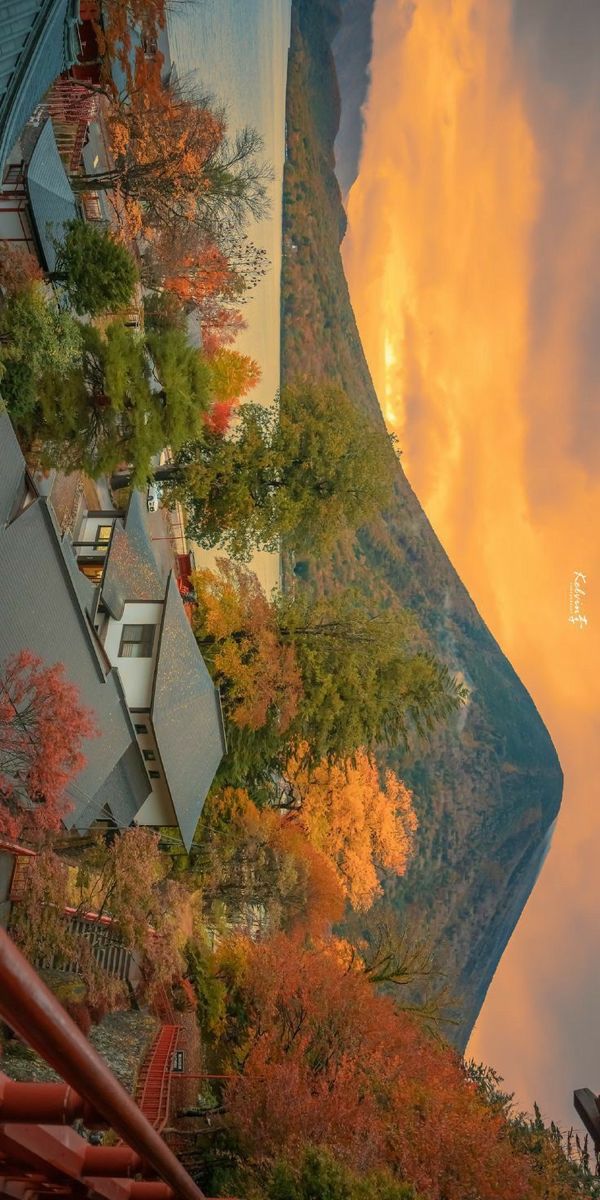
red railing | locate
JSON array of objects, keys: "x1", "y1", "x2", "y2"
[{"x1": 0, "y1": 927, "x2": 206, "y2": 1199}]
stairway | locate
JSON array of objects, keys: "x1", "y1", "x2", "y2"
[{"x1": 134, "y1": 1023, "x2": 179, "y2": 1132}]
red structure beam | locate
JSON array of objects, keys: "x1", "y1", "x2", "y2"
[{"x1": 0, "y1": 928, "x2": 206, "y2": 1200}]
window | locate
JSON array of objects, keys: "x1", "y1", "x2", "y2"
[
  {"x1": 94, "y1": 524, "x2": 112, "y2": 549},
  {"x1": 143, "y1": 749, "x2": 156, "y2": 762},
  {"x1": 134, "y1": 723, "x2": 147, "y2": 735},
  {"x1": 149, "y1": 769, "x2": 160, "y2": 780},
  {"x1": 79, "y1": 562, "x2": 104, "y2": 584},
  {"x1": 118, "y1": 625, "x2": 156, "y2": 658}
]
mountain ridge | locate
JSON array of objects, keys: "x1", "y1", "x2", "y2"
[{"x1": 281, "y1": 0, "x2": 563, "y2": 1047}]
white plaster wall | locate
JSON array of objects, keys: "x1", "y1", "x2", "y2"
[
  {"x1": 132, "y1": 723, "x2": 177, "y2": 829},
  {"x1": 135, "y1": 788, "x2": 177, "y2": 828},
  {"x1": 104, "y1": 601, "x2": 163, "y2": 709}
]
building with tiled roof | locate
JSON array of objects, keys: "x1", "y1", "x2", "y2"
[
  {"x1": 0, "y1": 413, "x2": 226, "y2": 849},
  {"x1": 73, "y1": 495, "x2": 227, "y2": 849},
  {"x1": 0, "y1": 412, "x2": 150, "y2": 833},
  {"x1": 0, "y1": 0, "x2": 80, "y2": 176}
]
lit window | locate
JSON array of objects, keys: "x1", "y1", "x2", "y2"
[
  {"x1": 119, "y1": 625, "x2": 156, "y2": 658},
  {"x1": 94, "y1": 524, "x2": 112, "y2": 548},
  {"x1": 143, "y1": 749, "x2": 156, "y2": 762}
]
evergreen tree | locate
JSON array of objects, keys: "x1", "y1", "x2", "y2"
[{"x1": 52, "y1": 220, "x2": 138, "y2": 315}]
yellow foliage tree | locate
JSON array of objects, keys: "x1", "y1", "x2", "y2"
[{"x1": 283, "y1": 748, "x2": 417, "y2": 911}]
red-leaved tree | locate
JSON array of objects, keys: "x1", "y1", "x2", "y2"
[
  {"x1": 0, "y1": 651, "x2": 97, "y2": 841},
  {"x1": 221, "y1": 933, "x2": 544, "y2": 1200}
]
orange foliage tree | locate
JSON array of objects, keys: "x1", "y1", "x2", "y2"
[
  {"x1": 195, "y1": 787, "x2": 344, "y2": 937},
  {"x1": 193, "y1": 559, "x2": 302, "y2": 734},
  {"x1": 141, "y1": 226, "x2": 267, "y2": 311},
  {"x1": 219, "y1": 933, "x2": 544, "y2": 1200},
  {"x1": 280, "y1": 747, "x2": 417, "y2": 911}
]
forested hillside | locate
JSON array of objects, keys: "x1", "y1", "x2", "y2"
[{"x1": 281, "y1": 0, "x2": 563, "y2": 1046}]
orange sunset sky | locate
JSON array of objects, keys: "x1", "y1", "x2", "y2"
[{"x1": 342, "y1": 0, "x2": 600, "y2": 1128}]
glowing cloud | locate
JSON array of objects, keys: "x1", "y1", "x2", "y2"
[{"x1": 343, "y1": 0, "x2": 600, "y2": 1126}]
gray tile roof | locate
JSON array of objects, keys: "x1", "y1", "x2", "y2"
[
  {"x1": 0, "y1": 413, "x2": 149, "y2": 829},
  {"x1": 101, "y1": 492, "x2": 165, "y2": 620},
  {"x1": 0, "y1": 411, "x2": 27, "y2": 523},
  {"x1": 74, "y1": 742, "x2": 152, "y2": 832},
  {"x1": 151, "y1": 575, "x2": 226, "y2": 850},
  {"x1": 26, "y1": 117, "x2": 79, "y2": 271},
  {"x1": 0, "y1": 0, "x2": 79, "y2": 175}
]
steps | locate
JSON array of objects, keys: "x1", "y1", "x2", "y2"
[{"x1": 134, "y1": 1024, "x2": 179, "y2": 1132}]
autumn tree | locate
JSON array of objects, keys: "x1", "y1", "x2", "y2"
[
  {"x1": 72, "y1": 63, "x2": 271, "y2": 243},
  {"x1": 0, "y1": 242, "x2": 43, "y2": 295},
  {"x1": 161, "y1": 379, "x2": 397, "y2": 559},
  {"x1": 72, "y1": 828, "x2": 190, "y2": 1002},
  {"x1": 0, "y1": 652, "x2": 97, "y2": 841},
  {"x1": 192, "y1": 562, "x2": 465, "y2": 780},
  {"x1": 209, "y1": 348, "x2": 261, "y2": 405},
  {"x1": 191, "y1": 788, "x2": 344, "y2": 936},
  {"x1": 51, "y1": 220, "x2": 138, "y2": 315},
  {"x1": 198, "y1": 932, "x2": 546, "y2": 1200},
  {"x1": 198, "y1": 303, "x2": 247, "y2": 355},
  {"x1": 140, "y1": 225, "x2": 267, "y2": 313},
  {"x1": 192, "y1": 560, "x2": 302, "y2": 736},
  {"x1": 279, "y1": 749, "x2": 417, "y2": 912}
]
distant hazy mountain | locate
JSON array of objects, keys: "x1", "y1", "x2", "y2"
[
  {"x1": 330, "y1": 0, "x2": 375, "y2": 196},
  {"x1": 282, "y1": 0, "x2": 563, "y2": 1048}
]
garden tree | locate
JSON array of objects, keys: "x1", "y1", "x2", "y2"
[
  {"x1": 0, "y1": 242, "x2": 43, "y2": 295},
  {"x1": 280, "y1": 748, "x2": 417, "y2": 912},
  {"x1": 192, "y1": 562, "x2": 465, "y2": 778},
  {"x1": 36, "y1": 322, "x2": 155, "y2": 480},
  {"x1": 209, "y1": 348, "x2": 261, "y2": 404},
  {"x1": 161, "y1": 379, "x2": 398, "y2": 559},
  {"x1": 0, "y1": 652, "x2": 96, "y2": 841},
  {"x1": 198, "y1": 302, "x2": 247, "y2": 355},
  {"x1": 143, "y1": 289, "x2": 187, "y2": 335},
  {"x1": 10, "y1": 849, "x2": 126, "y2": 1014},
  {"x1": 200, "y1": 932, "x2": 549, "y2": 1200},
  {"x1": 51, "y1": 220, "x2": 138, "y2": 315},
  {"x1": 140, "y1": 226, "x2": 267, "y2": 313},
  {"x1": 0, "y1": 285, "x2": 82, "y2": 428},
  {"x1": 192, "y1": 560, "x2": 302, "y2": 735},
  {"x1": 72, "y1": 828, "x2": 191, "y2": 1004},
  {"x1": 146, "y1": 327, "x2": 212, "y2": 446},
  {"x1": 37, "y1": 323, "x2": 210, "y2": 483},
  {"x1": 190, "y1": 788, "x2": 344, "y2": 936},
  {"x1": 72, "y1": 62, "x2": 270, "y2": 243}
]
